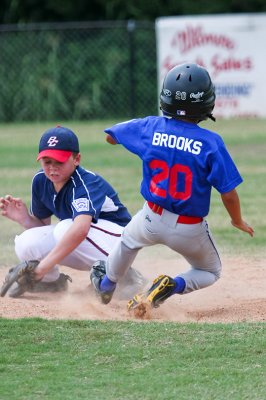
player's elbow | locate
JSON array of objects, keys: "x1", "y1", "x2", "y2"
[{"x1": 106, "y1": 134, "x2": 117, "y2": 145}]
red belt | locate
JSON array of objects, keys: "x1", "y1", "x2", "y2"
[{"x1": 147, "y1": 201, "x2": 203, "y2": 224}]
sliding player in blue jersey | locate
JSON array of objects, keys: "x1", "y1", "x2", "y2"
[{"x1": 90, "y1": 63, "x2": 254, "y2": 314}]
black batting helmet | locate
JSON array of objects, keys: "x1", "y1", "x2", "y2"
[{"x1": 160, "y1": 63, "x2": 216, "y2": 121}]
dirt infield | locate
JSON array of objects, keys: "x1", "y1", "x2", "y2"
[{"x1": 0, "y1": 252, "x2": 265, "y2": 323}]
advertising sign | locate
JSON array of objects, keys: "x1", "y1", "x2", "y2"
[{"x1": 156, "y1": 14, "x2": 266, "y2": 118}]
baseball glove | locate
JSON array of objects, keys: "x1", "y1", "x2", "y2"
[{"x1": 0, "y1": 260, "x2": 40, "y2": 297}]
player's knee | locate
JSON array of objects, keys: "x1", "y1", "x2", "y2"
[
  {"x1": 53, "y1": 219, "x2": 73, "y2": 242},
  {"x1": 213, "y1": 261, "x2": 222, "y2": 281},
  {"x1": 14, "y1": 226, "x2": 55, "y2": 261},
  {"x1": 15, "y1": 231, "x2": 42, "y2": 261},
  {"x1": 121, "y1": 231, "x2": 142, "y2": 250}
]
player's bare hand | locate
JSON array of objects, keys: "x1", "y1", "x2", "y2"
[
  {"x1": 0, "y1": 195, "x2": 29, "y2": 223},
  {"x1": 231, "y1": 220, "x2": 254, "y2": 237}
]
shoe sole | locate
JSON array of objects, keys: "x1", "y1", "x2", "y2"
[
  {"x1": 146, "y1": 276, "x2": 171, "y2": 306},
  {"x1": 100, "y1": 291, "x2": 114, "y2": 304},
  {"x1": 91, "y1": 275, "x2": 114, "y2": 305},
  {"x1": 128, "y1": 276, "x2": 171, "y2": 313}
]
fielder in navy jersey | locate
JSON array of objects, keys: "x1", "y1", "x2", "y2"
[
  {"x1": 0, "y1": 126, "x2": 145, "y2": 298},
  {"x1": 31, "y1": 166, "x2": 130, "y2": 226},
  {"x1": 90, "y1": 62, "x2": 254, "y2": 314}
]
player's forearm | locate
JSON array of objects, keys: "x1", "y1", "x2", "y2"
[
  {"x1": 18, "y1": 214, "x2": 49, "y2": 229},
  {"x1": 221, "y1": 189, "x2": 242, "y2": 224},
  {"x1": 0, "y1": 195, "x2": 48, "y2": 229},
  {"x1": 35, "y1": 215, "x2": 92, "y2": 279},
  {"x1": 36, "y1": 235, "x2": 84, "y2": 278},
  {"x1": 221, "y1": 189, "x2": 254, "y2": 236}
]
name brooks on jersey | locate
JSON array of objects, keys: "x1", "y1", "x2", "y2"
[{"x1": 152, "y1": 132, "x2": 202, "y2": 155}]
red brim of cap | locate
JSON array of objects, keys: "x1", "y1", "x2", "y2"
[{"x1": 37, "y1": 150, "x2": 72, "y2": 162}]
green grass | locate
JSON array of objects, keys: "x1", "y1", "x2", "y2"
[
  {"x1": 0, "y1": 319, "x2": 265, "y2": 400},
  {"x1": 0, "y1": 119, "x2": 265, "y2": 399}
]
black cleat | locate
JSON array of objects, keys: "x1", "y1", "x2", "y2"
[{"x1": 90, "y1": 260, "x2": 115, "y2": 304}]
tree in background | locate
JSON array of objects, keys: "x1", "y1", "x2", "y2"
[{"x1": 1, "y1": 0, "x2": 266, "y2": 24}]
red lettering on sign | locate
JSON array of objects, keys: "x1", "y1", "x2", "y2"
[
  {"x1": 211, "y1": 55, "x2": 253, "y2": 76},
  {"x1": 171, "y1": 25, "x2": 235, "y2": 53}
]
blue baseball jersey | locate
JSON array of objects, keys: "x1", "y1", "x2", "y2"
[
  {"x1": 30, "y1": 165, "x2": 131, "y2": 226},
  {"x1": 105, "y1": 116, "x2": 243, "y2": 217}
]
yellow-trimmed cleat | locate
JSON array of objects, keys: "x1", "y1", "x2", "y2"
[{"x1": 127, "y1": 274, "x2": 176, "y2": 311}]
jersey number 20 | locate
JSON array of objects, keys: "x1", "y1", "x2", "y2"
[{"x1": 149, "y1": 159, "x2": 192, "y2": 200}]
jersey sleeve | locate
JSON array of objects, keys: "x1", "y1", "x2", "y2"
[
  {"x1": 207, "y1": 141, "x2": 243, "y2": 193},
  {"x1": 104, "y1": 118, "x2": 147, "y2": 157},
  {"x1": 71, "y1": 171, "x2": 116, "y2": 223},
  {"x1": 71, "y1": 176, "x2": 100, "y2": 221}
]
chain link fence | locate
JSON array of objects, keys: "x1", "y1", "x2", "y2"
[{"x1": 0, "y1": 21, "x2": 157, "y2": 122}]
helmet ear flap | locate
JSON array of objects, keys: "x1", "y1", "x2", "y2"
[
  {"x1": 208, "y1": 114, "x2": 216, "y2": 122},
  {"x1": 160, "y1": 63, "x2": 216, "y2": 121}
]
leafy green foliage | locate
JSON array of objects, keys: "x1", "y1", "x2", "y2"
[
  {"x1": 0, "y1": 24, "x2": 157, "y2": 122},
  {"x1": 1, "y1": 0, "x2": 266, "y2": 23}
]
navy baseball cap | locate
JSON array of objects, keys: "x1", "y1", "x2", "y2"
[{"x1": 37, "y1": 126, "x2": 80, "y2": 162}]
